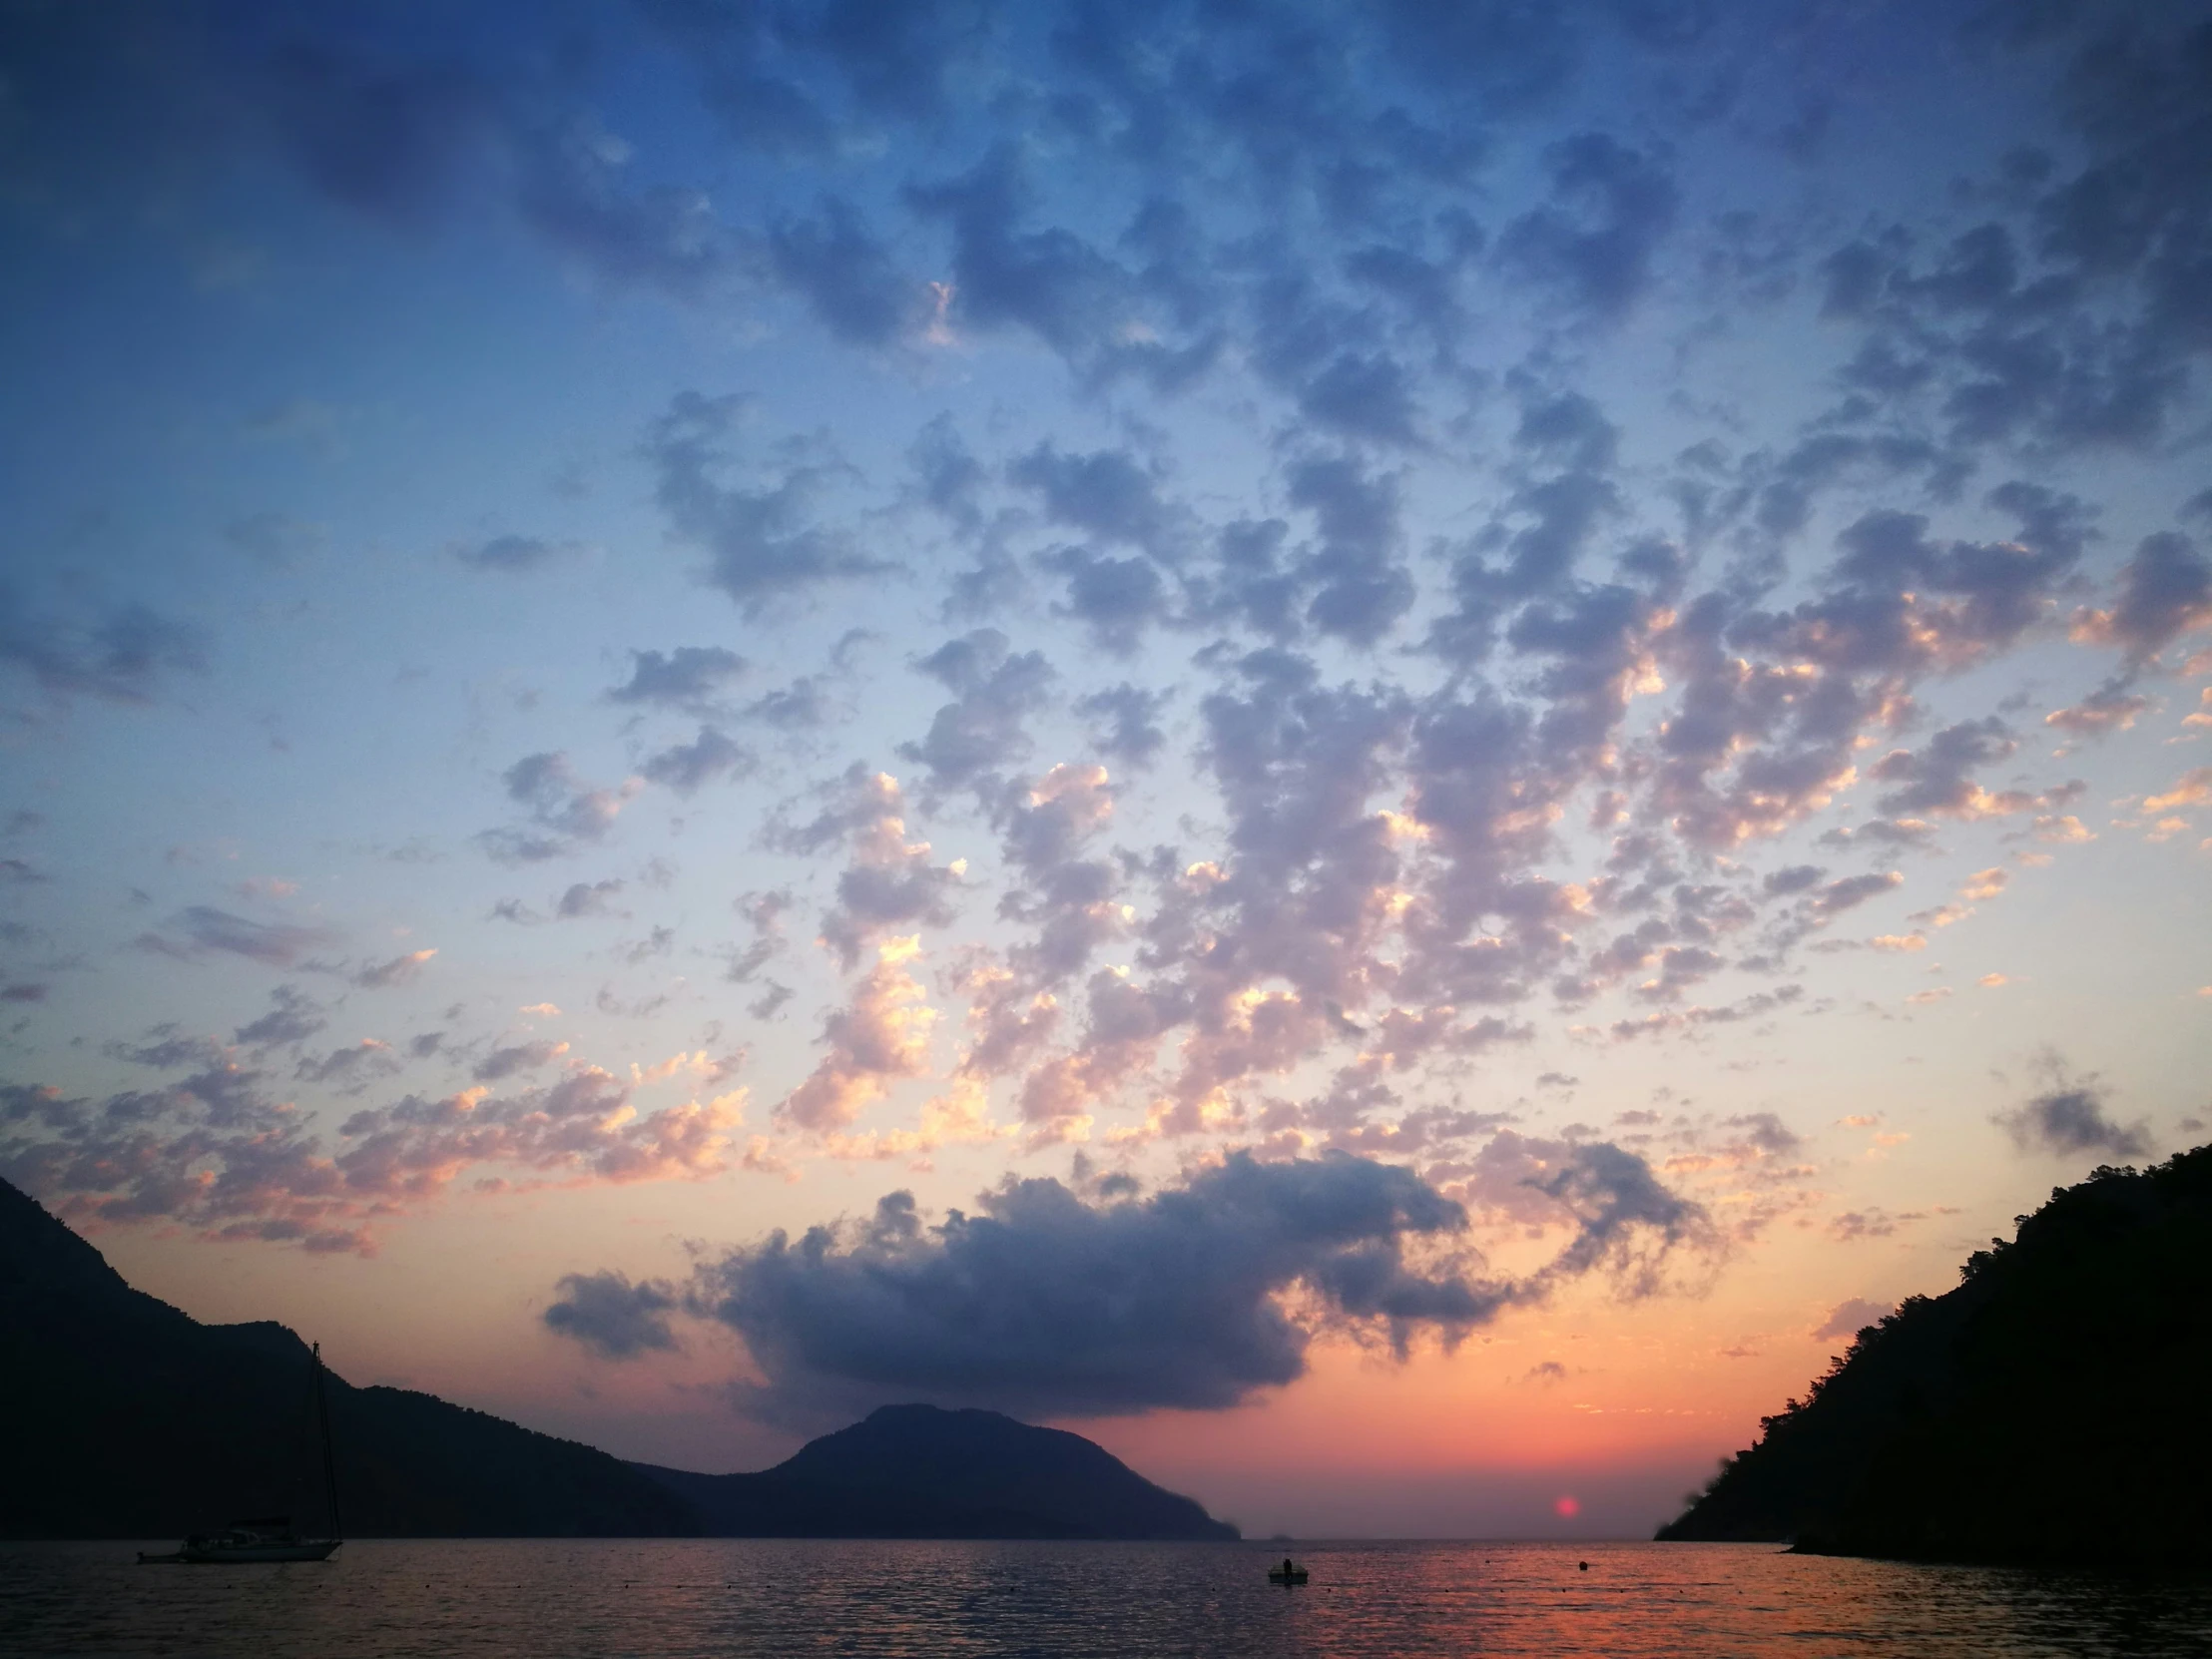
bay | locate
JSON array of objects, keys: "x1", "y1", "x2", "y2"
[{"x1": 3, "y1": 1538, "x2": 2208, "y2": 1658}]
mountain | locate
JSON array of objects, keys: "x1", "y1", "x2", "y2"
[
  {"x1": 0, "y1": 1177, "x2": 1237, "y2": 1541},
  {"x1": 0, "y1": 1176, "x2": 696, "y2": 1538},
  {"x1": 1658, "y1": 1146, "x2": 2212, "y2": 1566},
  {"x1": 631, "y1": 1404, "x2": 1239, "y2": 1540}
]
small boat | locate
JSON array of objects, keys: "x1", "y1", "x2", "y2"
[
  {"x1": 140, "y1": 1343, "x2": 344, "y2": 1566},
  {"x1": 1267, "y1": 1561, "x2": 1310, "y2": 1584}
]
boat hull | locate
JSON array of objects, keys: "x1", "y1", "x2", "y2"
[{"x1": 140, "y1": 1541, "x2": 341, "y2": 1564}]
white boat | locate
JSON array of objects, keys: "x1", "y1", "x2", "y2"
[
  {"x1": 139, "y1": 1343, "x2": 344, "y2": 1566},
  {"x1": 139, "y1": 1522, "x2": 340, "y2": 1565}
]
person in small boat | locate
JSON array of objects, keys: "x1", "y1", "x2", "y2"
[{"x1": 1281, "y1": 1558, "x2": 1296, "y2": 1576}]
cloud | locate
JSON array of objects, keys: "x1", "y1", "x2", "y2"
[
  {"x1": 606, "y1": 646, "x2": 750, "y2": 713},
  {"x1": 473, "y1": 1040, "x2": 567, "y2": 1082},
  {"x1": 544, "y1": 1270, "x2": 680, "y2": 1360},
  {"x1": 1074, "y1": 684, "x2": 1169, "y2": 769},
  {"x1": 641, "y1": 725, "x2": 755, "y2": 795},
  {"x1": 452, "y1": 534, "x2": 582, "y2": 573},
  {"x1": 1869, "y1": 719, "x2": 2037, "y2": 820},
  {"x1": 295, "y1": 1038, "x2": 402, "y2": 1091},
  {"x1": 779, "y1": 770, "x2": 966, "y2": 968},
  {"x1": 480, "y1": 751, "x2": 638, "y2": 862},
  {"x1": 777, "y1": 936, "x2": 937, "y2": 1132},
  {"x1": 138, "y1": 906, "x2": 331, "y2": 967},
  {"x1": 1, "y1": 1066, "x2": 366, "y2": 1253},
  {"x1": 334, "y1": 1071, "x2": 744, "y2": 1202},
  {"x1": 555, "y1": 880, "x2": 625, "y2": 920},
  {"x1": 1994, "y1": 1057, "x2": 2152, "y2": 1159},
  {"x1": 235, "y1": 985, "x2": 328, "y2": 1048},
  {"x1": 0, "y1": 588, "x2": 208, "y2": 706},
  {"x1": 2142, "y1": 767, "x2": 2212, "y2": 814},
  {"x1": 682, "y1": 1146, "x2": 1704, "y2": 1420},
  {"x1": 1495, "y1": 134, "x2": 1679, "y2": 317},
  {"x1": 2075, "y1": 532, "x2": 2208, "y2": 660},
  {"x1": 1812, "y1": 1297, "x2": 1894, "y2": 1342},
  {"x1": 898, "y1": 630, "x2": 1055, "y2": 796},
  {"x1": 356, "y1": 947, "x2": 436, "y2": 988},
  {"x1": 647, "y1": 391, "x2": 888, "y2": 613},
  {"x1": 1811, "y1": 871, "x2": 1902, "y2": 918},
  {"x1": 765, "y1": 196, "x2": 918, "y2": 345},
  {"x1": 2043, "y1": 674, "x2": 2151, "y2": 738}
]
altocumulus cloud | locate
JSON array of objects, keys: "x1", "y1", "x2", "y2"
[{"x1": 548, "y1": 1147, "x2": 1711, "y2": 1420}]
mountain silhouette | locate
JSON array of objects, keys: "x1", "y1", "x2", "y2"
[
  {"x1": 0, "y1": 1176, "x2": 1236, "y2": 1540},
  {"x1": 1659, "y1": 1145, "x2": 2212, "y2": 1566},
  {"x1": 0, "y1": 1175, "x2": 695, "y2": 1537},
  {"x1": 631, "y1": 1404, "x2": 1238, "y2": 1539}
]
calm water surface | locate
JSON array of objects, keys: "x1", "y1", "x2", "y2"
[{"x1": 3, "y1": 1539, "x2": 2208, "y2": 1658}]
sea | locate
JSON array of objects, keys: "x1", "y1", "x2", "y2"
[{"x1": 2, "y1": 1538, "x2": 2208, "y2": 1658}]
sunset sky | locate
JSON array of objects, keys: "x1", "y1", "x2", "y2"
[{"x1": 3, "y1": 0, "x2": 2208, "y2": 1537}]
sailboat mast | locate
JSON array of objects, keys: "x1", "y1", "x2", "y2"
[{"x1": 311, "y1": 1342, "x2": 342, "y2": 1540}]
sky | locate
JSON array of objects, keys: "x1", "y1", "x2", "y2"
[{"x1": 3, "y1": 0, "x2": 2210, "y2": 1539}]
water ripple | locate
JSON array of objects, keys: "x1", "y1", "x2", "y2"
[{"x1": 4, "y1": 1539, "x2": 2208, "y2": 1658}]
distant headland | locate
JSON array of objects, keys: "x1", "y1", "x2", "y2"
[
  {"x1": 0, "y1": 1176, "x2": 1235, "y2": 1541},
  {"x1": 1659, "y1": 1145, "x2": 2212, "y2": 1567}
]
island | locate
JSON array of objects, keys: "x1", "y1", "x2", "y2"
[
  {"x1": 0, "y1": 1175, "x2": 1235, "y2": 1541},
  {"x1": 1659, "y1": 1145, "x2": 2211, "y2": 1566}
]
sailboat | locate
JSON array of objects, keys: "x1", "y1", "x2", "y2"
[{"x1": 138, "y1": 1342, "x2": 344, "y2": 1565}]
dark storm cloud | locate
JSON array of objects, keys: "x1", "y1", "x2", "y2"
[
  {"x1": 1995, "y1": 1061, "x2": 2153, "y2": 1160},
  {"x1": 682, "y1": 1146, "x2": 1707, "y2": 1418},
  {"x1": 647, "y1": 391, "x2": 889, "y2": 613},
  {"x1": 606, "y1": 646, "x2": 751, "y2": 713},
  {"x1": 544, "y1": 1270, "x2": 680, "y2": 1360}
]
